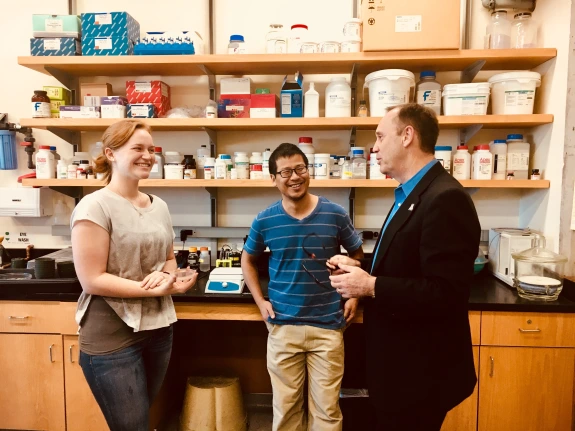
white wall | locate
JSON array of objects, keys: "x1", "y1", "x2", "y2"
[{"x1": 0, "y1": 0, "x2": 570, "y2": 252}]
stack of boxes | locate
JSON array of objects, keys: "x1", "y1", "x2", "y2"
[
  {"x1": 126, "y1": 81, "x2": 172, "y2": 118},
  {"x1": 43, "y1": 86, "x2": 70, "y2": 118},
  {"x1": 81, "y1": 12, "x2": 140, "y2": 56},
  {"x1": 217, "y1": 78, "x2": 280, "y2": 119},
  {"x1": 30, "y1": 14, "x2": 81, "y2": 56}
]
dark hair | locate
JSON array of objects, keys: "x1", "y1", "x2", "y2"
[
  {"x1": 388, "y1": 104, "x2": 439, "y2": 154},
  {"x1": 268, "y1": 143, "x2": 309, "y2": 175}
]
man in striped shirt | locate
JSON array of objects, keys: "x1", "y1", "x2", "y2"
[{"x1": 242, "y1": 143, "x2": 364, "y2": 431}]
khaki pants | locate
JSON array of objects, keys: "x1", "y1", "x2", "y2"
[{"x1": 266, "y1": 323, "x2": 344, "y2": 431}]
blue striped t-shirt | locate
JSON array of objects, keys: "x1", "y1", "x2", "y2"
[{"x1": 244, "y1": 196, "x2": 363, "y2": 330}]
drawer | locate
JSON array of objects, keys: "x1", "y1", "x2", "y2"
[
  {"x1": 481, "y1": 311, "x2": 575, "y2": 347},
  {"x1": 0, "y1": 301, "x2": 64, "y2": 333},
  {"x1": 469, "y1": 311, "x2": 480, "y2": 345}
]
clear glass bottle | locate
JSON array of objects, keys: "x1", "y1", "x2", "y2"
[
  {"x1": 188, "y1": 247, "x2": 200, "y2": 271},
  {"x1": 199, "y1": 247, "x2": 210, "y2": 272},
  {"x1": 357, "y1": 100, "x2": 368, "y2": 117},
  {"x1": 485, "y1": 10, "x2": 511, "y2": 49},
  {"x1": 511, "y1": 12, "x2": 538, "y2": 48},
  {"x1": 351, "y1": 148, "x2": 367, "y2": 179},
  {"x1": 266, "y1": 24, "x2": 287, "y2": 54},
  {"x1": 341, "y1": 156, "x2": 353, "y2": 180}
]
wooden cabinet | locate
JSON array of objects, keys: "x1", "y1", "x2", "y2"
[
  {"x1": 478, "y1": 346, "x2": 574, "y2": 431},
  {"x1": 63, "y1": 336, "x2": 109, "y2": 431},
  {"x1": 0, "y1": 334, "x2": 65, "y2": 431}
]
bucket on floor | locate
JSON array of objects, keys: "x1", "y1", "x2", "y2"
[
  {"x1": 442, "y1": 83, "x2": 490, "y2": 116},
  {"x1": 179, "y1": 376, "x2": 247, "y2": 431},
  {"x1": 0, "y1": 130, "x2": 17, "y2": 170},
  {"x1": 488, "y1": 71, "x2": 541, "y2": 115},
  {"x1": 364, "y1": 69, "x2": 415, "y2": 117}
]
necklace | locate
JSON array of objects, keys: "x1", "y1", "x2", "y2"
[{"x1": 107, "y1": 187, "x2": 150, "y2": 211}]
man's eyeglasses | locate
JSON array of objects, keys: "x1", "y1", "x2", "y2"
[{"x1": 277, "y1": 166, "x2": 308, "y2": 178}]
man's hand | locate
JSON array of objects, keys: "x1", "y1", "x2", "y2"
[
  {"x1": 327, "y1": 254, "x2": 361, "y2": 275},
  {"x1": 256, "y1": 300, "x2": 276, "y2": 321},
  {"x1": 330, "y1": 264, "x2": 376, "y2": 299},
  {"x1": 343, "y1": 298, "x2": 358, "y2": 324}
]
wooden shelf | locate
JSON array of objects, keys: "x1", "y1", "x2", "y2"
[
  {"x1": 22, "y1": 179, "x2": 550, "y2": 189},
  {"x1": 18, "y1": 49, "x2": 556, "y2": 77},
  {"x1": 18, "y1": 114, "x2": 554, "y2": 132}
]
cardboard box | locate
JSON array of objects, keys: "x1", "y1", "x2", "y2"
[
  {"x1": 101, "y1": 96, "x2": 128, "y2": 105},
  {"x1": 50, "y1": 100, "x2": 67, "y2": 113},
  {"x1": 30, "y1": 38, "x2": 80, "y2": 56},
  {"x1": 217, "y1": 99, "x2": 251, "y2": 118},
  {"x1": 59, "y1": 106, "x2": 101, "y2": 118},
  {"x1": 81, "y1": 12, "x2": 140, "y2": 43},
  {"x1": 127, "y1": 103, "x2": 156, "y2": 118},
  {"x1": 280, "y1": 72, "x2": 304, "y2": 118},
  {"x1": 126, "y1": 81, "x2": 171, "y2": 117},
  {"x1": 80, "y1": 83, "x2": 112, "y2": 106},
  {"x1": 82, "y1": 37, "x2": 135, "y2": 56},
  {"x1": 101, "y1": 105, "x2": 127, "y2": 119},
  {"x1": 361, "y1": 0, "x2": 460, "y2": 51},
  {"x1": 250, "y1": 94, "x2": 279, "y2": 118},
  {"x1": 220, "y1": 78, "x2": 251, "y2": 95},
  {"x1": 43, "y1": 86, "x2": 71, "y2": 103},
  {"x1": 33, "y1": 14, "x2": 81, "y2": 38}
]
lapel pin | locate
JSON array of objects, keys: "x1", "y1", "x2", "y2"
[{"x1": 408, "y1": 203, "x2": 415, "y2": 211}]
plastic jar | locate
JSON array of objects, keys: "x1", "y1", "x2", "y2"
[
  {"x1": 341, "y1": 156, "x2": 353, "y2": 179},
  {"x1": 364, "y1": 69, "x2": 415, "y2": 117},
  {"x1": 288, "y1": 24, "x2": 308, "y2": 54},
  {"x1": 341, "y1": 39, "x2": 361, "y2": 53},
  {"x1": 149, "y1": 146, "x2": 165, "y2": 179},
  {"x1": 35, "y1": 146, "x2": 55, "y2": 179},
  {"x1": 452, "y1": 146, "x2": 471, "y2": 180},
  {"x1": 250, "y1": 164, "x2": 263, "y2": 180},
  {"x1": 57, "y1": 160, "x2": 67, "y2": 179},
  {"x1": 442, "y1": 83, "x2": 490, "y2": 116},
  {"x1": 215, "y1": 157, "x2": 227, "y2": 180},
  {"x1": 228, "y1": 34, "x2": 247, "y2": 54},
  {"x1": 31, "y1": 90, "x2": 51, "y2": 118},
  {"x1": 298, "y1": 137, "x2": 315, "y2": 178},
  {"x1": 485, "y1": 10, "x2": 511, "y2": 49},
  {"x1": 343, "y1": 18, "x2": 362, "y2": 40},
  {"x1": 434, "y1": 146, "x2": 453, "y2": 173},
  {"x1": 511, "y1": 12, "x2": 538, "y2": 48},
  {"x1": 320, "y1": 41, "x2": 341, "y2": 53},
  {"x1": 183, "y1": 155, "x2": 196, "y2": 179},
  {"x1": 203, "y1": 157, "x2": 215, "y2": 179},
  {"x1": 250, "y1": 152, "x2": 263, "y2": 179},
  {"x1": 262, "y1": 148, "x2": 272, "y2": 176},
  {"x1": 506, "y1": 134, "x2": 530, "y2": 180},
  {"x1": 325, "y1": 77, "x2": 352, "y2": 118},
  {"x1": 416, "y1": 71, "x2": 442, "y2": 115},
  {"x1": 164, "y1": 164, "x2": 184, "y2": 179},
  {"x1": 165, "y1": 151, "x2": 183, "y2": 165},
  {"x1": 67, "y1": 164, "x2": 77, "y2": 179},
  {"x1": 330, "y1": 155, "x2": 341, "y2": 179},
  {"x1": 369, "y1": 152, "x2": 385, "y2": 179},
  {"x1": 490, "y1": 140, "x2": 508, "y2": 180},
  {"x1": 266, "y1": 24, "x2": 287, "y2": 54},
  {"x1": 235, "y1": 152, "x2": 250, "y2": 179},
  {"x1": 351, "y1": 148, "x2": 367, "y2": 179},
  {"x1": 488, "y1": 71, "x2": 541, "y2": 115},
  {"x1": 472, "y1": 145, "x2": 493, "y2": 180},
  {"x1": 199, "y1": 247, "x2": 210, "y2": 272},
  {"x1": 221, "y1": 154, "x2": 233, "y2": 179},
  {"x1": 314, "y1": 153, "x2": 330, "y2": 180},
  {"x1": 196, "y1": 145, "x2": 210, "y2": 179}
]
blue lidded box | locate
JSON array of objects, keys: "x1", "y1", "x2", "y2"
[
  {"x1": 127, "y1": 104, "x2": 156, "y2": 118},
  {"x1": 81, "y1": 12, "x2": 139, "y2": 56},
  {"x1": 30, "y1": 38, "x2": 80, "y2": 56}
]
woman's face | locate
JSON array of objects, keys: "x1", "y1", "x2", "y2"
[{"x1": 107, "y1": 129, "x2": 155, "y2": 180}]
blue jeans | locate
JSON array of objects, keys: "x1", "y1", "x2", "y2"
[{"x1": 79, "y1": 326, "x2": 173, "y2": 431}]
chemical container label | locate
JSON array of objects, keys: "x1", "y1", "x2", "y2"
[
  {"x1": 376, "y1": 91, "x2": 409, "y2": 104},
  {"x1": 95, "y1": 38, "x2": 113, "y2": 50},
  {"x1": 314, "y1": 162, "x2": 328, "y2": 178},
  {"x1": 395, "y1": 15, "x2": 422, "y2": 33},
  {"x1": 43, "y1": 39, "x2": 61, "y2": 51},
  {"x1": 417, "y1": 90, "x2": 441, "y2": 107},
  {"x1": 508, "y1": 153, "x2": 529, "y2": 171},
  {"x1": 446, "y1": 96, "x2": 488, "y2": 115},
  {"x1": 45, "y1": 19, "x2": 63, "y2": 32},
  {"x1": 505, "y1": 90, "x2": 535, "y2": 107},
  {"x1": 94, "y1": 14, "x2": 112, "y2": 25}
]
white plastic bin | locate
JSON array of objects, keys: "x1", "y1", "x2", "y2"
[
  {"x1": 488, "y1": 71, "x2": 541, "y2": 115},
  {"x1": 442, "y1": 83, "x2": 490, "y2": 116},
  {"x1": 364, "y1": 69, "x2": 415, "y2": 117}
]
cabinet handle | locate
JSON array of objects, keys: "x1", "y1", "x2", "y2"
[
  {"x1": 489, "y1": 356, "x2": 494, "y2": 377},
  {"x1": 518, "y1": 328, "x2": 541, "y2": 333},
  {"x1": 8, "y1": 315, "x2": 29, "y2": 320},
  {"x1": 49, "y1": 344, "x2": 54, "y2": 363},
  {"x1": 69, "y1": 345, "x2": 74, "y2": 363}
]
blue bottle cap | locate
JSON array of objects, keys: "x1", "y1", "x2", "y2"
[
  {"x1": 230, "y1": 34, "x2": 244, "y2": 42},
  {"x1": 493, "y1": 140, "x2": 507, "y2": 144},
  {"x1": 420, "y1": 70, "x2": 436, "y2": 78},
  {"x1": 435, "y1": 146, "x2": 452, "y2": 151},
  {"x1": 507, "y1": 134, "x2": 524, "y2": 140}
]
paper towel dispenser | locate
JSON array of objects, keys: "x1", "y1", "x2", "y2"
[{"x1": 0, "y1": 187, "x2": 53, "y2": 217}]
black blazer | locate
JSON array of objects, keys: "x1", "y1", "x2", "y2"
[{"x1": 362, "y1": 161, "x2": 481, "y2": 413}]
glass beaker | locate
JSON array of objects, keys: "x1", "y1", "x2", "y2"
[{"x1": 265, "y1": 24, "x2": 287, "y2": 54}]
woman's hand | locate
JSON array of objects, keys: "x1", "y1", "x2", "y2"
[
  {"x1": 157, "y1": 272, "x2": 198, "y2": 295},
  {"x1": 140, "y1": 271, "x2": 171, "y2": 290}
]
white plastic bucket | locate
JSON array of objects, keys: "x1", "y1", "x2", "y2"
[
  {"x1": 364, "y1": 69, "x2": 415, "y2": 117},
  {"x1": 488, "y1": 71, "x2": 541, "y2": 115},
  {"x1": 442, "y1": 83, "x2": 490, "y2": 116}
]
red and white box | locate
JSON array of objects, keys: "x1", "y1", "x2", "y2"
[
  {"x1": 250, "y1": 94, "x2": 279, "y2": 118},
  {"x1": 126, "y1": 80, "x2": 171, "y2": 117}
]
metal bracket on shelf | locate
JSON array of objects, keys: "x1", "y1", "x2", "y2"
[
  {"x1": 203, "y1": 127, "x2": 217, "y2": 157},
  {"x1": 460, "y1": 124, "x2": 483, "y2": 144},
  {"x1": 349, "y1": 126, "x2": 357, "y2": 148},
  {"x1": 461, "y1": 60, "x2": 486, "y2": 84},
  {"x1": 205, "y1": 187, "x2": 217, "y2": 227},
  {"x1": 49, "y1": 186, "x2": 83, "y2": 199},
  {"x1": 350, "y1": 63, "x2": 359, "y2": 117},
  {"x1": 198, "y1": 65, "x2": 216, "y2": 101},
  {"x1": 47, "y1": 127, "x2": 81, "y2": 147},
  {"x1": 349, "y1": 187, "x2": 356, "y2": 225}
]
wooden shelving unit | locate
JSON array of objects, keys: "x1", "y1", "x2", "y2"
[
  {"x1": 22, "y1": 178, "x2": 550, "y2": 189},
  {"x1": 18, "y1": 114, "x2": 554, "y2": 132},
  {"x1": 18, "y1": 48, "x2": 556, "y2": 77}
]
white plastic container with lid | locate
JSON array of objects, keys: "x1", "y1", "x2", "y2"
[
  {"x1": 203, "y1": 157, "x2": 215, "y2": 180},
  {"x1": 197, "y1": 145, "x2": 210, "y2": 179},
  {"x1": 234, "y1": 152, "x2": 249, "y2": 179},
  {"x1": 341, "y1": 156, "x2": 353, "y2": 179},
  {"x1": 369, "y1": 152, "x2": 385, "y2": 179},
  {"x1": 288, "y1": 24, "x2": 308, "y2": 54},
  {"x1": 330, "y1": 155, "x2": 342, "y2": 179},
  {"x1": 314, "y1": 154, "x2": 331, "y2": 180},
  {"x1": 364, "y1": 69, "x2": 415, "y2": 117},
  {"x1": 434, "y1": 146, "x2": 452, "y2": 173},
  {"x1": 351, "y1": 148, "x2": 366, "y2": 179},
  {"x1": 228, "y1": 34, "x2": 247, "y2": 54},
  {"x1": 149, "y1": 146, "x2": 165, "y2": 179},
  {"x1": 73, "y1": 151, "x2": 90, "y2": 164},
  {"x1": 298, "y1": 137, "x2": 315, "y2": 178},
  {"x1": 304, "y1": 83, "x2": 320, "y2": 118},
  {"x1": 266, "y1": 24, "x2": 287, "y2": 54},
  {"x1": 325, "y1": 77, "x2": 352, "y2": 118},
  {"x1": 35, "y1": 146, "x2": 55, "y2": 179},
  {"x1": 199, "y1": 248, "x2": 210, "y2": 272},
  {"x1": 452, "y1": 146, "x2": 471, "y2": 180},
  {"x1": 506, "y1": 134, "x2": 530, "y2": 180},
  {"x1": 490, "y1": 140, "x2": 508, "y2": 180},
  {"x1": 250, "y1": 152, "x2": 263, "y2": 179},
  {"x1": 164, "y1": 164, "x2": 184, "y2": 180},
  {"x1": 220, "y1": 154, "x2": 233, "y2": 179},
  {"x1": 485, "y1": 10, "x2": 511, "y2": 49},
  {"x1": 165, "y1": 151, "x2": 183, "y2": 165},
  {"x1": 262, "y1": 149, "x2": 272, "y2": 176},
  {"x1": 488, "y1": 71, "x2": 541, "y2": 115},
  {"x1": 472, "y1": 145, "x2": 493, "y2": 180},
  {"x1": 57, "y1": 160, "x2": 68, "y2": 179},
  {"x1": 343, "y1": 18, "x2": 362, "y2": 40},
  {"x1": 67, "y1": 164, "x2": 77, "y2": 179},
  {"x1": 442, "y1": 83, "x2": 490, "y2": 116},
  {"x1": 416, "y1": 71, "x2": 442, "y2": 115},
  {"x1": 215, "y1": 157, "x2": 227, "y2": 180}
]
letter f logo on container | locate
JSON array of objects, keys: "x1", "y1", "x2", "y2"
[
  {"x1": 423, "y1": 91, "x2": 431, "y2": 102},
  {"x1": 34, "y1": 102, "x2": 42, "y2": 110}
]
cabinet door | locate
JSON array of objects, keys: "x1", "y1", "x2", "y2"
[
  {"x1": 0, "y1": 333, "x2": 65, "y2": 430},
  {"x1": 63, "y1": 335, "x2": 109, "y2": 431},
  {"x1": 478, "y1": 346, "x2": 574, "y2": 431},
  {"x1": 441, "y1": 346, "x2": 479, "y2": 431}
]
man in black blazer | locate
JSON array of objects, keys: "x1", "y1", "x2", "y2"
[{"x1": 329, "y1": 104, "x2": 481, "y2": 431}]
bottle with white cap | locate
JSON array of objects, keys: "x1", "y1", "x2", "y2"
[
  {"x1": 351, "y1": 148, "x2": 366, "y2": 179},
  {"x1": 262, "y1": 148, "x2": 272, "y2": 176},
  {"x1": 304, "y1": 83, "x2": 320, "y2": 118},
  {"x1": 472, "y1": 145, "x2": 493, "y2": 180},
  {"x1": 452, "y1": 146, "x2": 471, "y2": 180},
  {"x1": 506, "y1": 134, "x2": 530, "y2": 180},
  {"x1": 490, "y1": 139, "x2": 508, "y2": 180}
]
